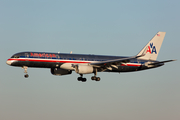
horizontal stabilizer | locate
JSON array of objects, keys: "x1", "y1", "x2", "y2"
[{"x1": 148, "y1": 59, "x2": 176, "y2": 65}]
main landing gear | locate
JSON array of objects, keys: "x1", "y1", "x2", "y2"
[
  {"x1": 77, "y1": 69, "x2": 101, "y2": 82},
  {"x1": 22, "y1": 66, "x2": 29, "y2": 78},
  {"x1": 91, "y1": 69, "x2": 100, "y2": 81},
  {"x1": 77, "y1": 74, "x2": 87, "y2": 82},
  {"x1": 77, "y1": 76, "x2": 101, "y2": 82},
  {"x1": 91, "y1": 76, "x2": 100, "y2": 81}
]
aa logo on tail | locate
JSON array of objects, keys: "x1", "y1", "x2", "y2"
[{"x1": 146, "y1": 43, "x2": 157, "y2": 54}]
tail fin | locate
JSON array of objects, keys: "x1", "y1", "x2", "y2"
[{"x1": 137, "y1": 31, "x2": 166, "y2": 60}]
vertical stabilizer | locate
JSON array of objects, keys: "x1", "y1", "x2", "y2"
[{"x1": 137, "y1": 32, "x2": 166, "y2": 60}]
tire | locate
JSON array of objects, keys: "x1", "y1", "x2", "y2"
[
  {"x1": 96, "y1": 77, "x2": 100, "y2": 81},
  {"x1": 77, "y1": 77, "x2": 82, "y2": 81},
  {"x1": 82, "y1": 78, "x2": 87, "y2": 82},
  {"x1": 91, "y1": 76, "x2": 96, "y2": 80},
  {"x1": 24, "y1": 74, "x2": 29, "y2": 78}
]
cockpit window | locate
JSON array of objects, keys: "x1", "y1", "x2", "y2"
[{"x1": 11, "y1": 55, "x2": 19, "y2": 58}]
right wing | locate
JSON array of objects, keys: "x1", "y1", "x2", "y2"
[
  {"x1": 90, "y1": 54, "x2": 144, "y2": 68},
  {"x1": 90, "y1": 46, "x2": 147, "y2": 68}
]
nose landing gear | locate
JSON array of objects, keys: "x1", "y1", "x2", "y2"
[{"x1": 22, "y1": 66, "x2": 29, "y2": 78}]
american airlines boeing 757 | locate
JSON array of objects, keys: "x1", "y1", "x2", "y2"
[{"x1": 6, "y1": 32, "x2": 175, "y2": 82}]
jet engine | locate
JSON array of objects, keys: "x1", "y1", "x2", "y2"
[
  {"x1": 75, "y1": 65, "x2": 94, "y2": 74},
  {"x1": 51, "y1": 68, "x2": 72, "y2": 76}
]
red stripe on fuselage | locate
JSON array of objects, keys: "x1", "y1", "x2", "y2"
[
  {"x1": 7, "y1": 58, "x2": 142, "y2": 67},
  {"x1": 7, "y1": 58, "x2": 90, "y2": 64}
]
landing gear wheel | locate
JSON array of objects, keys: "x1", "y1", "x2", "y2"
[
  {"x1": 77, "y1": 77, "x2": 82, "y2": 81},
  {"x1": 91, "y1": 76, "x2": 101, "y2": 81},
  {"x1": 91, "y1": 76, "x2": 96, "y2": 80},
  {"x1": 96, "y1": 77, "x2": 100, "y2": 81},
  {"x1": 81, "y1": 78, "x2": 87, "y2": 82},
  {"x1": 77, "y1": 75, "x2": 87, "y2": 82},
  {"x1": 24, "y1": 74, "x2": 29, "y2": 78}
]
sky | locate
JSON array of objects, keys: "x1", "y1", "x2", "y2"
[{"x1": 0, "y1": 0, "x2": 180, "y2": 120}]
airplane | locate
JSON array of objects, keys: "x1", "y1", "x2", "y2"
[{"x1": 6, "y1": 32, "x2": 175, "y2": 82}]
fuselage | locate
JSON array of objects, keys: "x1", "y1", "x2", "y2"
[
  {"x1": 6, "y1": 32, "x2": 175, "y2": 82},
  {"x1": 6, "y1": 51, "x2": 163, "y2": 72}
]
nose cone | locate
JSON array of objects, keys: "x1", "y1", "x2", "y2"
[{"x1": 6, "y1": 60, "x2": 12, "y2": 65}]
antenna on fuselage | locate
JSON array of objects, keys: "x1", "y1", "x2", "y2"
[
  {"x1": 58, "y1": 51, "x2": 60, "y2": 54},
  {"x1": 70, "y1": 51, "x2": 72, "y2": 54}
]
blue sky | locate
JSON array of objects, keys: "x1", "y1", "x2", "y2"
[{"x1": 0, "y1": 0, "x2": 180, "y2": 120}]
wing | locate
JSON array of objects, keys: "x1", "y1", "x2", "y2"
[
  {"x1": 90, "y1": 47, "x2": 147, "y2": 69},
  {"x1": 90, "y1": 54, "x2": 144, "y2": 68}
]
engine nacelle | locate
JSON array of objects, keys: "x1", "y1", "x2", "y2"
[
  {"x1": 51, "y1": 68, "x2": 72, "y2": 76},
  {"x1": 75, "y1": 65, "x2": 94, "y2": 74}
]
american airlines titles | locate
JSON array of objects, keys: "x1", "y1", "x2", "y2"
[{"x1": 30, "y1": 53, "x2": 56, "y2": 58}]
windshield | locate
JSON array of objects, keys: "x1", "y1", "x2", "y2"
[{"x1": 11, "y1": 55, "x2": 19, "y2": 58}]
